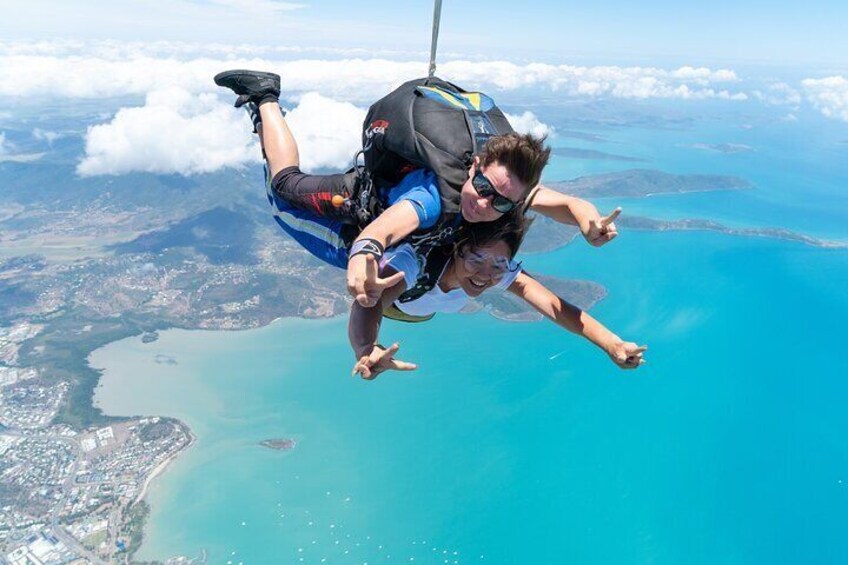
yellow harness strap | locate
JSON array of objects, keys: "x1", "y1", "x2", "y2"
[{"x1": 383, "y1": 304, "x2": 435, "y2": 324}]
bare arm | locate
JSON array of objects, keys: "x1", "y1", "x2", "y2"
[
  {"x1": 356, "y1": 200, "x2": 422, "y2": 249},
  {"x1": 527, "y1": 185, "x2": 621, "y2": 247},
  {"x1": 348, "y1": 265, "x2": 409, "y2": 359},
  {"x1": 347, "y1": 201, "x2": 422, "y2": 307},
  {"x1": 348, "y1": 265, "x2": 418, "y2": 379},
  {"x1": 508, "y1": 271, "x2": 646, "y2": 369}
]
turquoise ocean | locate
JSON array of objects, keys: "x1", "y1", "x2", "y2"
[{"x1": 92, "y1": 101, "x2": 848, "y2": 564}]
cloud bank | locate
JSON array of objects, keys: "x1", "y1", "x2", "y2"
[
  {"x1": 76, "y1": 89, "x2": 374, "y2": 176},
  {"x1": 802, "y1": 76, "x2": 848, "y2": 122},
  {"x1": 752, "y1": 82, "x2": 802, "y2": 106},
  {"x1": 0, "y1": 40, "x2": 747, "y2": 104},
  {"x1": 77, "y1": 88, "x2": 259, "y2": 176}
]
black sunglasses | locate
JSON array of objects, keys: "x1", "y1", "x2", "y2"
[{"x1": 471, "y1": 170, "x2": 521, "y2": 214}]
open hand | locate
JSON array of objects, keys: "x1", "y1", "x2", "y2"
[
  {"x1": 352, "y1": 343, "x2": 418, "y2": 380},
  {"x1": 584, "y1": 207, "x2": 621, "y2": 247},
  {"x1": 607, "y1": 341, "x2": 647, "y2": 370},
  {"x1": 347, "y1": 254, "x2": 406, "y2": 308}
]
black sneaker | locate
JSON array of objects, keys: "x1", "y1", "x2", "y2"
[{"x1": 214, "y1": 69, "x2": 280, "y2": 105}]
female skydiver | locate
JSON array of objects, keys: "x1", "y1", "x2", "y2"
[
  {"x1": 348, "y1": 215, "x2": 647, "y2": 379},
  {"x1": 213, "y1": 70, "x2": 624, "y2": 309}
]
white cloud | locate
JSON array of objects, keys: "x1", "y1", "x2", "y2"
[
  {"x1": 76, "y1": 89, "x2": 366, "y2": 176},
  {"x1": 0, "y1": 40, "x2": 750, "y2": 104},
  {"x1": 504, "y1": 111, "x2": 554, "y2": 138},
  {"x1": 283, "y1": 92, "x2": 366, "y2": 172},
  {"x1": 0, "y1": 131, "x2": 45, "y2": 162},
  {"x1": 32, "y1": 128, "x2": 64, "y2": 144},
  {"x1": 752, "y1": 82, "x2": 802, "y2": 106},
  {"x1": 802, "y1": 76, "x2": 848, "y2": 122},
  {"x1": 0, "y1": 53, "x2": 221, "y2": 99},
  {"x1": 0, "y1": 153, "x2": 44, "y2": 163},
  {"x1": 440, "y1": 61, "x2": 745, "y2": 100},
  {"x1": 77, "y1": 88, "x2": 260, "y2": 176}
]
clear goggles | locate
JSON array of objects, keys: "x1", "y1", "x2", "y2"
[{"x1": 459, "y1": 249, "x2": 522, "y2": 277}]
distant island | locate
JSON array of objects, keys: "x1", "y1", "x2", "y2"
[
  {"x1": 259, "y1": 438, "x2": 297, "y2": 450},
  {"x1": 526, "y1": 169, "x2": 845, "y2": 250},
  {"x1": 547, "y1": 168, "x2": 751, "y2": 198},
  {"x1": 619, "y1": 216, "x2": 848, "y2": 249}
]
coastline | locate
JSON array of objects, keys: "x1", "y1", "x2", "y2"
[
  {"x1": 132, "y1": 423, "x2": 196, "y2": 508},
  {"x1": 87, "y1": 318, "x2": 347, "y2": 562},
  {"x1": 80, "y1": 205, "x2": 847, "y2": 555},
  {"x1": 51, "y1": 208, "x2": 844, "y2": 560},
  {"x1": 72, "y1": 231, "x2": 848, "y2": 563}
]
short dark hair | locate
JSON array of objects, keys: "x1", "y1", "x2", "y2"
[
  {"x1": 453, "y1": 211, "x2": 533, "y2": 259},
  {"x1": 478, "y1": 133, "x2": 551, "y2": 194}
]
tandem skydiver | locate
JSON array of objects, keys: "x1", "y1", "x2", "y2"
[
  {"x1": 213, "y1": 70, "x2": 623, "y2": 309},
  {"x1": 212, "y1": 70, "x2": 644, "y2": 374}
]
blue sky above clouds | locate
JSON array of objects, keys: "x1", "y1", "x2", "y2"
[{"x1": 2, "y1": 0, "x2": 846, "y2": 67}]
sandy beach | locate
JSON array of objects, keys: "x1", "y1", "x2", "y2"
[{"x1": 133, "y1": 423, "x2": 196, "y2": 507}]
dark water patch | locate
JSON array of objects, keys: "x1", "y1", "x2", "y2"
[
  {"x1": 689, "y1": 142, "x2": 754, "y2": 154},
  {"x1": 555, "y1": 130, "x2": 609, "y2": 142}
]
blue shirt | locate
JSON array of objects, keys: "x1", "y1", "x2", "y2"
[{"x1": 383, "y1": 169, "x2": 441, "y2": 230}]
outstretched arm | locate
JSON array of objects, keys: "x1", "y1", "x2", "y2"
[
  {"x1": 348, "y1": 263, "x2": 418, "y2": 379},
  {"x1": 527, "y1": 185, "x2": 621, "y2": 247},
  {"x1": 508, "y1": 272, "x2": 646, "y2": 369}
]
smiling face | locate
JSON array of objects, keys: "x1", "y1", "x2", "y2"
[
  {"x1": 452, "y1": 240, "x2": 515, "y2": 297},
  {"x1": 459, "y1": 158, "x2": 527, "y2": 223}
]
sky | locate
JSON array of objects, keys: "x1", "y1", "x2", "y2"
[
  {"x1": 1, "y1": 0, "x2": 847, "y2": 68},
  {"x1": 0, "y1": 0, "x2": 845, "y2": 178}
]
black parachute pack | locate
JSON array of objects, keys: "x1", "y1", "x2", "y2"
[
  {"x1": 362, "y1": 76, "x2": 514, "y2": 217},
  {"x1": 358, "y1": 77, "x2": 516, "y2": 309}
]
